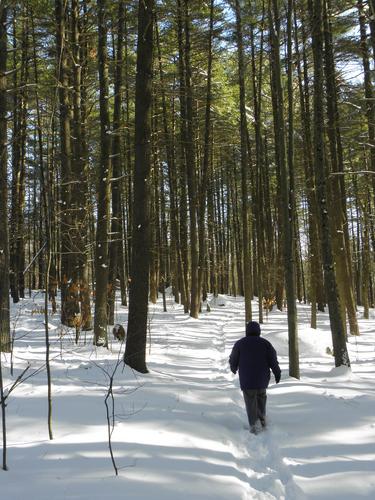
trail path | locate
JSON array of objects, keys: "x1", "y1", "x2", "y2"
[
  {"x1": 4, "y1": 294, "x2": 375, "y2": 500},
  {"x1": 119, "y1": 296, "x2": 303, "y2": 499}
]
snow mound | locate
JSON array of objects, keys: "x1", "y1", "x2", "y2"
[
  {"x1": 266, "y1": 325, "x2": 333, "y2": 359},
  {"x1": 209, "y1": 294, "x2": 227, "y2": 307},
  {"x1": 327, "y1": 364, "x2": 353, "y2": 381}
]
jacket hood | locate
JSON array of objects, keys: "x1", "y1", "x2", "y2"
[{"x1": 246, "y1": 321, "x2": 261, "y2": 336}]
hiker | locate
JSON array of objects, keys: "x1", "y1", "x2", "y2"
[{"x1": 229, "y1": 320, "x2": 281, "y2": 434}]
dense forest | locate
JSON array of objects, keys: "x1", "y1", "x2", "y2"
[{"x1": 0, "y1": 0, "x2": 374, "y2": 375}]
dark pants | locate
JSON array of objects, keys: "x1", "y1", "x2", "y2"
[{"x1": 242, "y1": 389, "x2": 267, "y2": 427}]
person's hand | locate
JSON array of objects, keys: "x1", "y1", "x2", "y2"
[{"x1": 275, "y1": 372, "x2": 281, "y2": 384}]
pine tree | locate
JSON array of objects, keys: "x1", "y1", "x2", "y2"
[
  {"x1": 125, "y1": 0, "x2": 154, "y2": 373},
  {"x1": 0, "y1": 4, "x2": 10, "y2": 352}
]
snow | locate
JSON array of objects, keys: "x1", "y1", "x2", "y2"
[{"x1": 1, "y1": 294, "x2": 375, "y2": 499}]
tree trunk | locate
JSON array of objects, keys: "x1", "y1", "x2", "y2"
[
  {"x1": 197, "y1": 0, "x2": 214, "y2": 308},
  {"x1": 183, "y1": 0, "x2": 200, "y2": 318},
  {"x1": 30, "y1": 12, "x2": 55, "y2": 311},
  {"x1": 323, "y1": 0, "x2": 359, "y2": 336},
  {"x1": 249, "y1": 8, "x2": 266, "y2": 323},
  {"x1": 93, "y1": 0, "x2": 112, "y2": 347},
  {"x1": 309, "y1": 0, "x2": 350, "y2": 367},
  {"x1": 207, "y1": 161, "x2": 218, "y2": 297},
  {"x1": 70, "y1": 0, "x2": 92, "y2": 339},
  {"x1": 149, "y1": 136, "x2": 160, "y2": 305},
  {"x1": 269, "y1": 0, "x2": 299, "y2": 378},
  {"x1": 369, "y1": 0, "x2": 375, "y2": 61},
  {"x1": 108, "y1": 0, "x2": 125, "y2": 325},
  {"x1": 358, "y1": 0, "x2": 375, "y2": 207},
  {"x1": 10, "y1": 11, "x2": 28, "y2": 303},
  {"x1": 79, "y1": 0, "x2": 92, "y2": 331},
  {"x1": 124, "y1": 0, "x2": 154, "y2": 373},
  {"x1": 361, "y1": 193, "x2": 371, "y2": 319},
  {"x1": 234, "y1": 0, "x2": 252, "y2": 322},
  {"x1": 155, "y1": 16, "x2": 180, "y2": 304},
  {"x1": 0, "y1": 5, "x2": 10, "y2": 352},
  {"x1": 294, "y1": 4, "x2": 323, "y2": 327},
  {"x1": 176, "y1": 0, "x2": 190, "y2": 313},
  {"x1": 55, "y1": 0, "x2": 76, "y2": 327}
]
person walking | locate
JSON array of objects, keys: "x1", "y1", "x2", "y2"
[{"x1": 229, "y1": 321, "x2": 281, "y2": 434}]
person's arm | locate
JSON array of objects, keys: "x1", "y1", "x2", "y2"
[
  {"x1": 267, "y1": 343, "x2": 281, "y2": 383},
  {"x1": 229, "y1": 342, "x2": 240, "y2": 374}
]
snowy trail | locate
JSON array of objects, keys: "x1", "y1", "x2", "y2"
[
  {"x1": 218, "y1": 306, "x2": 305, "y2": 500},
  {"x1": 4, "y1": 297, "x2": 292, "y2": 500},
  {"x1": 3, "y1": 293, "x2": 375, "y2": 499},
  {"x1": 131, "y1": 297, "x2": 303, "y2": 500}
]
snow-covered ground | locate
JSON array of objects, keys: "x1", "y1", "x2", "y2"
[{"x1": 1, "y1": 292, "x2": 375, "y2": 499}]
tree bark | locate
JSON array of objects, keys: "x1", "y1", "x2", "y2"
[
  {"x1": 369, "y1": 0, "x2": 375, "y2": 61},
  {"x1": 234, "y1": 0, "x2": 252, "y2": 322},
  {"x1": 108, "y1": 0, "x2": 125, "y2": 325},
  {"x1": 323, "y1": 0, "x2": 359, "y2": 336},
  {"x1": 155, "y1": 15, "x2": 180, "y2": 304},
  {"x1": 294, "y1": 4, "x2": 324, "y2": 327},
  {"x1": 0, "y1": 5, "x2": 10, "y2": 352},
  {"x1": 55, "y1": 0, "x2": 77, "y2": 327},
  {"x1": 309, "y1": 0, "x2": 350, "y2": 367},
  {"x1": 358, "y1": 0, "x2": 375, "y2": 207},
  {"x1": 183, "y1": 0, "x2": 200, "y2": 318},
  {"x1": 269, "y1": 0, "x2": 299, "y2": 378},
  {"x1": 10, "y1": 10, "x2": 27, "y2": 303},
  {"x1": 124, "y1": 0, "x2": 154, "y2": 373},
  {"x1": 361, "y1": 193, "x2": 371, "y2": 319},
  {"x1": 176, "y1": 0, "x2": 190, "y2": 312},
  {"x1": 197, "y1": 0, "x2": 214, "y2": 308},
  {"x1": 93, "y1": 0, "x2": 112, "y2": 346},
  {"x1": 249, "y1": 6, "x2": 266, "y2": 323}
]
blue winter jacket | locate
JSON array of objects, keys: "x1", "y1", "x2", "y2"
[{"x1": 229, "y1": 333, "x2": 281, "y2": 390}]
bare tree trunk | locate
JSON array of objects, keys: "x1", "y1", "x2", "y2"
[
  {"x1": 55, "y1": 0, "x2": 76, "y2": 327},
  {"x1": 294, "y1": 4, "x2": 323, "y2": 327},
  {"x1": 309, "y1": 0, "x2": 350, "y2": 367},
  {"x1": 0, "y1": 5, "x2": 10, "y2": 353},
  {"x1": 120, "y1": 4, "x2": 131, "y2": 307},
  {"x1": 361, "y1": 193, "x2": 371, "y2": 319},
  {"x1": 207, "y1": 161, "x2": 218, "y2": 297},
  {"x1": 68, "y1": 0, "x2": 92, "y2": 339},
  {"x1": 358, "y1": 0, "x2": 375, "y2": 207},
  {"x1": 269, "y1": 0, "x2": 299, "y2": 378},
  {"x1": 183, "y1": 0, "x2": 200, "y2": 318},
  {"x1": 159, "y1": 153, "x2": 168, "y2": 312},
  {"x1": 108, "y1": 0, "x2": 125, "y2": 325},
  {"x1": 234, "y1": 0, "x2": 252, "y2": 322},
  {"x1": 10, "y1": 10, "x2": 28, "y2": 303},
  {"x1": 124, "y1": 0, "x2": 154, "y2": 373},
  {"x1": 249, "y1": 5, "x2": 266, "y2": 322},
  {"x1": 176, "y1": 0, "x2": 190, "y2": 312},
  {"x1": 149, "y1": 135, "x2": 160, "y2": 305},
  {"x1": 323, "y1": 0, "x2": 359, "y2": 337},
  {"x1": 197, "y1": 0, "x2": 214, "y2": 308},
  {"x1": 78, "y1": 0, "x2": 92, "y2": 331},
  {"x1": 94, "y1": 0, "x2": 112, "y2": 347},
  {"x1": 155, "y1": 16, "x2": 180, "y2": 304}
]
